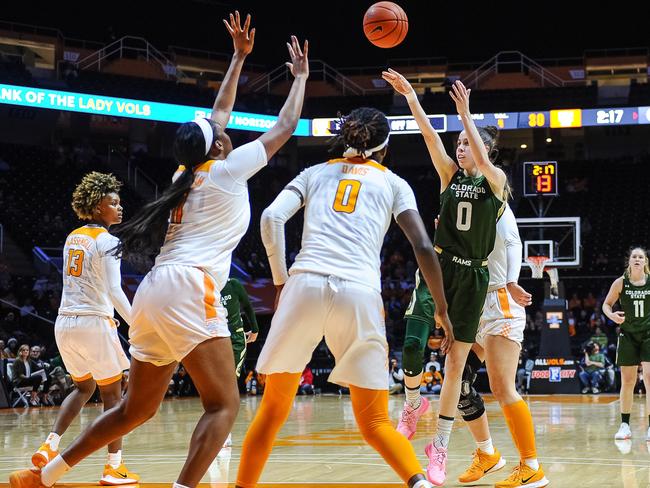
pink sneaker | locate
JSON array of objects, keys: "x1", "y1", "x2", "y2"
[
  {"x1": 425, "y1": 442, "x2": 447, "y2": 486},
  {"x1": 396, "y1": 396, "x2": 430, "y2": 440}
]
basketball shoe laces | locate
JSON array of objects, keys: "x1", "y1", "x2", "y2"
[
  {"x1": 430, "y1": 444, "x2": 447, "y2": 464},
  {"x1": 504, "y1": 463, "x2": 524, "y2": 481},
  {"x1": 400, "y1": 404, "x2": 419, "y2": 430}
]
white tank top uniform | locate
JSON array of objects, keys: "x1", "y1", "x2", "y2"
[
  {"x1": 129, "y1": 140, "x2": 267, "y2": 366},
  {"x1": 56, "y1": 225, "x2": 131, "y2": 384},
  {"x1": 257, "y1": 156, "x2": 418, "y2": 389},
  {"x1": 476, "y1": 204, "x2": 527, "y2": 347}
]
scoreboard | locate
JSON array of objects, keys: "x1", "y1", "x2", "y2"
[{"x1": 523, "y1": 161, "x2": 558, "y2": 197}]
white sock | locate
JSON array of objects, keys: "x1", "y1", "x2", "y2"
[
  {"x1": 412, "y1": 480, "x2": 433, "y2": 488},
  {"x1": 477, "y1": 437, "x2": 495, "y2": 455},
  {"x1": 41, "y1": 455, "x2": 71, "y2": 487},
  {"x1": 433, "y1": 416, "x2": 454, "y2": 449},
  {"x1": 45, "y1": 432, "x2": 61, "y2": 451},
  {"x1": 107, "y1": 450, "x2": 122, "y2": 469},
  {"x1": 173, "y1": 482, "x2": 190, "y2": 488},
  {"x1": 524, "y1": 458, "x2": 539, "y2": 471},
  {"x1": 405, "y1": 386, "x2": 421, "y2": 409}
]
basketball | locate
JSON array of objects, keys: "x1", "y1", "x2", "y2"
[{"x1": 363, "y1": 2, "x2": 408, "y2": 48}]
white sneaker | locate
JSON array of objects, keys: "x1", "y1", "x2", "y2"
[
  {"x1": 615, "y1": 439, "x2": 632, "y2": 454},
  {"x1": 615, "y1": 422, "x2": 632, "y2": 440}
]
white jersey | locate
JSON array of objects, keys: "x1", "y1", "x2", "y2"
[
  {"x1": 287, "y1": 157, "x2": 418, "y2": 292},
  {"x1": 155, "y1": 140, "x2": 267, "y2": 291},
  {"x1": 487, "y1": 204, "x2": 522, "y2": 290},
  {"x1": 59, "y1": 225, "x2": 124, "y2": 318}
]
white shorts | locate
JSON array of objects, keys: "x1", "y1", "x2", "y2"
[
  {"x1": 476, "y1": 287, "x2": 526, "y2": 348},
  {"x1": 55, "y1": 314, "x2": 129, "y2": 385},
  {"x1": 257, "y1": 272, "x2": 388, "y2": 390},
  {"x1": 129, "y1": 265, "x2": 229, "y2": 366}
]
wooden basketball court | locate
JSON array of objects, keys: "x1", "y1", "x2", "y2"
[{"x1": 1, "y1": 394, "x2": 648, "y2": 487}]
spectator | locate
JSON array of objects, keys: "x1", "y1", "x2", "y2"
[
  {"x1": 245, "y1": 369, "x2": 265, "y2": 395},
  {"x1": 590, "y1": 326, "x2": 608, "y2": 350},
  {"x1": 388, "y1": 357, "x2": 404, "y2": 394},
  {"x1": 516, "y1": 349, "x2": 534, "y2": 394},
  {"x1": 19, "y1": 298, "x2": 36, "y2": 317},
  {"x1": 420, "y1": 365, "x2": 443, "y2": 394},
  {"x1": 583, "y1": 292, "x2": 597, "y2": 311},
  {"x1": 3, "y1": 336, "x2": 18, "y2": 358},
  {"x1": 424, "y1": 351, "x2": 441, "y2": 375},
  {"x1": 170, "y1": 364, "x2": 195, "y2": 397},
  {"x1": 568, "y1": 293, "x2": 582, "y2": 311},
  {"x1": 11, "y1": 344, "x2": 43, "y2": 406},
  {"x1": 580, "y1": 342, "x2": 606, "y2": 394},
  {"x1": 30, "y1": 345, "x2": 54, "y2": 405},
  {"x1": 298, "y1": 366, "x2": 315, "y2": 395}
]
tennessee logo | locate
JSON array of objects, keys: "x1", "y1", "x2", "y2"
[{"x1": 371, "y1": 26, "x2": 383, "y2": 33}]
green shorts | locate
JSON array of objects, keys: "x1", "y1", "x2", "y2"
[
  {"x1": 230, "y1": 327, "x2": 247, "y2": 377},
  {"x1": 404, "y1": 253, "x2": 489, "y2": 344},
  {"x1": 616, "y1": 328, "x2": 650, "y2": 366}
]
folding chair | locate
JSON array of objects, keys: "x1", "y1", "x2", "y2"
[{"x1": 6, "y1": 361, "x2": 33, "y2": 408}]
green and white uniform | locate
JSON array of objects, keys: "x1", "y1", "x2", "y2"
[
  {"x1": 616, "y1": 274, "x2": 650, "y2": 366},
  {"x1": 220, "y1": 278, "x2": 258, "y2": 377},
  {"x1": 402, "y1": 170, "x2": 503, "y2": 375}
]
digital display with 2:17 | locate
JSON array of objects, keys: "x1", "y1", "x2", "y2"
[{"x1": 523, "y1": 161, "x2": 558, "y2": 197}]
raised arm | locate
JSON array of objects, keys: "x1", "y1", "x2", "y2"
[
  {"x1": 603, "y1": 277, "x2": 625, "y2": 324},
  {"x1": 258, "y1": 36, "x2": 309, "y2": 159},
  {"x1": 396, "y1": 209, "x2": 453, "y2": 352},
  {"x1": 210, "y1": 11, "x2": 256, "y2": 129},
  {"x1": 449, "y1": 80, "x2": 506, "y2": 196},
  {"x1": 382, "y1": 68, "x2": 457, "y2": 190}
]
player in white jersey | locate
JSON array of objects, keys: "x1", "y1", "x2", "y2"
[
  {"x1": 236, "y1": 107, "x2": 453, "y2": 488},
  {"x1": 29, "y1": 172, "x2": 137, "y2": 485},
  {"x1": 456, "y1": 203, "x2": 548, "y2": 488},
  {"x1": 11, "y1": 14, "x2": 309, "y2": 488}
]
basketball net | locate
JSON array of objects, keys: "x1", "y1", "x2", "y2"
[{"x1": 526, "y1": 256, "x2": 560, "y2": 299}]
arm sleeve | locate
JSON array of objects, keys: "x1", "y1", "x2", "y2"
[
  {"x1": 390, "y1": 174, "x2": 418, "y2": 219},
  {"x1": 234, "y1": 279, "x2": 258, "y2": 333},
  {"x1": 99, "y1": 235, "x2": 132, "y2": 325},
  {"x1": 209, "y1": 140, "x2": 268, "y2": 192},
  {"x1": 498, "y1": 206, "x2": 523, "y2": 283},
  {"x1": 260, "y1": 188, "x2": 304, "y2": 286}
]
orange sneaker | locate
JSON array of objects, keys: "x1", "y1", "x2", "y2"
[
  {"x1": 458, "y1": 448, "x2": 506, "y2": 483},
  {"x1": 31, "y1": 443, "x2": 59, "y2": 469},
  {"x1": 100, "y1": 463, "x2": 140, "y2": 485},
  {"x1": 495, "y1": 462, "x2": 549, "y2": 488},
  {"x1": 9, "y1": 469, "x2": 46, "y2": 488}
]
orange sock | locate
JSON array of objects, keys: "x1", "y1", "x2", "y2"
[
  {"x1": 350, "y1": 386, "x2": 424, "y2": 484},
  {"x1": 502, "y1": 399, "x2": 537, "y2": 460},
  {"x1": 236, "y1": 373, "x2": 301, "y2": 488}
]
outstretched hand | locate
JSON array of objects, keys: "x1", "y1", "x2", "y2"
[
  {"x1": 381, "y1": 68, "x2": 414, "y2": 96},
  {"x1": 223, "y1": 10, "x2": 255, "y2": 56},
  {"x1": 449, "y1": 80, "x2": 471, "y2": 116},
  {"x1": 285, "y1": 35, "x2": 309, "y2": 79}
]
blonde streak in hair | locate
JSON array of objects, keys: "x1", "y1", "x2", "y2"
[{"x1": 501, "y1": 178, "x2": 512, "y2": 201}]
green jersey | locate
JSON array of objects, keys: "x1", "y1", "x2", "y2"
[
  {"x1": 435, "y1": 170, "x2": 504, "y2": 260},
  {"x1": 620, "y1": 274, "x2": 650, "y2": 333},
  {"x1": 220, "y1": 278, "x2": 258, "y2": 334}
]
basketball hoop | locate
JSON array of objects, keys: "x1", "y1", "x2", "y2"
[
  {"x1": 526, "y1": 256, "x2": 560, "y2": 299},
  {"x1": 526, "y1": 256, "x2": 549, "y2": 279}
]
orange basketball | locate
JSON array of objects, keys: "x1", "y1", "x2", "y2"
[{"x1": 363, "y1": 2, "x2": 408, "y2": 49}]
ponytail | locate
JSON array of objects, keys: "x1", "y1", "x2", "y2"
[{"x1": 113, "y1": 119, "x2": 216, "y2": 266}]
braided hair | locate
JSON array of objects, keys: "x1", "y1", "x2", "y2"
[{"x1": 329, "y1": 107, "x2": 390, "y2": 157}]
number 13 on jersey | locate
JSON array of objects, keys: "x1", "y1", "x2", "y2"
[{"x1": 332, "y1": 179, "x2": 362, "y2": 214}]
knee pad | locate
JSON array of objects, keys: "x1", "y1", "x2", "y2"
[
  {"x1": 402, "y1": 335, "x2": 424, "y2": 376},
  {"x1": 457, "y1": 349, "x2": 485, "y2": 421}
]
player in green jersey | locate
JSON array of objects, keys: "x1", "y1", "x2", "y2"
[
  {"x1": 220, "y1": 277, "x2": 259, "y2": 378},
  {"x1": 604, "y1": 247, "x2": 650, "y2": 442},
  {"x1": 219, "y1": 277, "x2": 258, "y2": 448},
  {"x1": 383, "y1": 68, "x2": 506, "y2": 485}
]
